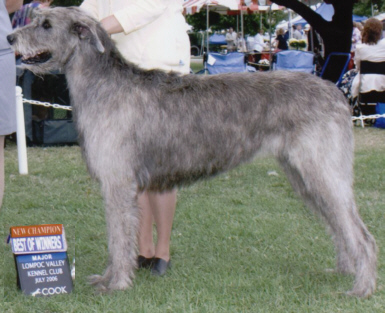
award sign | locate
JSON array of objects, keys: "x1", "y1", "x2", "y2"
[{"x1": 9, "y1": 224, "x2": 73, "y2": 296}]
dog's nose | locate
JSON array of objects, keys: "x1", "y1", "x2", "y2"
[{"x1": 7, "y1": 34, "x2": 16, "y2": 45}]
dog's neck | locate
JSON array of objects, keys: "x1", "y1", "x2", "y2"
[
  {"x1": 65, "y1": 28, "x2": 178, "y2": 93},
  {"x1": 65, "y1": 28, "x2": 142, "y2": 79}
]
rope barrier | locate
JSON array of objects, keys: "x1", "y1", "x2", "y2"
[
  {"x1": 22, "y1": 98, "x2": 72, "y2": 111},
  {"x1": 351, "y1": 114, "x2": 385, "y2": 121}
]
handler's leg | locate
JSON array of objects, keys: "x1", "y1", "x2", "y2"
[
  {"x1": 148, "y1": 189, "x2": 177, "y2": 261},
  {"x1": 138, "y1": 192, "x2": 156, "y2": 258},
  {"x1": 0, "y1": 136, "x2": 4, "y2": 209}
]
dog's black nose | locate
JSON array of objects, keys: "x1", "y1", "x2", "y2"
[{"x1": 7, "y1": 34, "x2": 15, "y2": 45}]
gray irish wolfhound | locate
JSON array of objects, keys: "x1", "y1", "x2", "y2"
[{"x1": 7, "y1": 7, "x2": 377, "y2": 297}]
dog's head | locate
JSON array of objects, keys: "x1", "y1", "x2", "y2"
[{"x1": 7, "y1": 7, "x2": 106, "y2": 74}]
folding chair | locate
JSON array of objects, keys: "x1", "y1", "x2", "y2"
[
  {"x1": 196, "y1": 52, "x2": 255, "y2": 75},
  {"x1": 355, "y1": 60, "x2": 385, "y2": 127},
  {"x1": 319, "y1": 52, "x2": 351, "y2": 86},
  {"x1": 273, "y1": 50, "x2": 315, "y2": 74}
]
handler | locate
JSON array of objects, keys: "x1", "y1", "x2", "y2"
[
  {"x1": 80, "y1": 0, "x2": 190, "y2": 276},
  {"x1": 0, "y1": 0, "x2": 23, "y2": 209}
]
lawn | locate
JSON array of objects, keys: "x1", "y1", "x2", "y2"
[{"x1": 0, "y1": 127, "x2": 384, "y2": 313}]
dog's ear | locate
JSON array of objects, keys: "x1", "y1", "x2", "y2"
[
  {"x1": 30, "y1": 7, "x2": 41, "y2": 20},
  {"x1": 72, "y1": 22, "x2": 105, "y2": 53}
]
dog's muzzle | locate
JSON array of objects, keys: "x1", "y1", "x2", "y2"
[{"x1": 7, "y1": 33, "x2": 52, "y2": 65}]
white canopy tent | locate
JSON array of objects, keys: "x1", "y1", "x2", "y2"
[
  {"x1": 183, "y1": 0, "x2": 239, "y2": 52},
  {"x1": 183, "y1": 0, "x2": 284, "y2": 52},
  {"x1": 374, "y1": 13, "x2": 385, "y2": 21}
]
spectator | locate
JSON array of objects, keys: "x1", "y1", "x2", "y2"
[
  {"x1": 348, "y1": 22, "x2": 363, "y2": 70},
  {"x1": 351, "y1": 18, "x2": 385, "y2": 99},
  {"x1": 274, "y1": 28, "x2": 288, "y2": 51},
  {"x1": 351, "y1": 21, "x2": 363, "y2": 53},
  {"x1": 246, "y1": 35, "x2": 255, "y2": 52},
  {"x1": 225, "y1": 27, "x2": 237, "y2": 52},
  {"x1": 283, "y1": 28, "x2": 290, "y2": 42},
  {"x1": 1, "y1": 0, "x2": 23, "y2": 209},
  {"x1": 293, "y1": 24, "x2": 304, "y2": 40},
  {"x1": 236, "y1": 32, "x2": 246, "y2": 52}
]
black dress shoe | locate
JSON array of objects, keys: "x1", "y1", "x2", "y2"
[
  {"x1": 151, "y1": 258, "x2": 171, "y2": 276},
  {"x1": 137, "y1": 255, "x2": 155, "y2": 269}
]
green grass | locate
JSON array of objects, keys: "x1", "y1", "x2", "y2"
[{"x1": 1, "y1": 127, "x2": 384, "y2": 313}]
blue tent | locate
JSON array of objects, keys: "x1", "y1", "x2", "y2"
[
  {"x1": 294, "y1": 3, "x2": 367, "y2": 26},
  {"x1": 353, "y1": 15, "x2": 368, "y2": 23},
  {"x1": 294, "y1": 3, "x2": 333, "y2": 26},
  {"x1": 209, "y1": 34, "x2": 227, "y2": 45}
]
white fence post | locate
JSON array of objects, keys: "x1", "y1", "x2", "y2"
[{"x1": 15, "y1": 86, "x2": 28, "y2": 175}]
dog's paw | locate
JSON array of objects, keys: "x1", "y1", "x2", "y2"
[
  {"x1": 346, "y1": 287, "x2": 374, "y2": 299},
  {"x1": 88, "y1": 273, "x2": 132, "y2": 293},
  {"x1": 108, "y1": 277, "x2": 132, "y2": 291},
  {"x1": 346, "y1": 278, "x2": 376, "y2": 299},
  {"x1": 88, "y1": 274, "x2": 110, "y2": 294}
]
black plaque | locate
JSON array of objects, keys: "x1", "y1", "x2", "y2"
[{"x1": 15, "y1": 252, "x2": 73, "y2": 296}]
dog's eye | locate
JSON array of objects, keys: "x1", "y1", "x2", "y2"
[{"x1": 42, "y1": 20, "x2": 51, "y2": 29}]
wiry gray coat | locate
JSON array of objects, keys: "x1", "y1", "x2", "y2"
[{"x1": 7, "y1": 7, "x2": 377, "y2": 297}]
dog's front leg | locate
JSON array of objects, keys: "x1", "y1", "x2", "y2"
[{"x1": 89, "y1": 180, "x2": 139, "y2": 292}]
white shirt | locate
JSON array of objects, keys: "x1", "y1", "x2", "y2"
[
  {"x1": 246, "y1": 36, "x2": 254, "y2": 51},
  {"x1": 237, "y1": 37, "x2": 247, "y2": 52},
  {"x1": 351, "y1": 39, "x2": 385, "y2": 97},
  {"x1": 293, "y1": 29, "x2": 303, "y2": 40},
  {"x1": 225, "y1": 31, "x2": 237, "y2": 46},
  {"x1": 253, "y1": 33, "x2": 265, "y2": 52},
  {"x1": 80, "y1": 0, "x2": 190, "y2": 74}
]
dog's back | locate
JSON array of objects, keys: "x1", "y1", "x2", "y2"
[{"x1": 129, "y1": 71, "x2": 351, "y2": 191}]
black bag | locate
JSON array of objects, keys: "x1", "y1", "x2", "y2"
[{"x1": 33, "y1": 119, "x2": 78, "y2": 146}]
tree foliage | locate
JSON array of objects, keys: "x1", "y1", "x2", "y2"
[
  {"x1": 354, "y1": 0, "x2": 385, "y2": 16},
  {"x1": 185, "y1": 10, "x2": 286, "y2": 35}
]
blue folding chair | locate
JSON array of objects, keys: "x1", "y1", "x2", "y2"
[
  {"x1": 206, "y1": 52, "x2": 247, "y2": 74},
  {"x1": 273, "y1": 50, "x2": 315, "y2": 74},
  {"x1": 196, "y1": 52, "x2": 255, "y2": 75},
  {"x1": 320, "y1": 52, "x2": 351, "y2": 86}
]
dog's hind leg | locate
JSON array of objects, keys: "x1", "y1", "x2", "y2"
[
  {"x1": 89, "y1": 179, "x2": 140, "y2": 292},
  {"x1": 277, "y1": 124, "x2": 377, "y2": 298}
]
